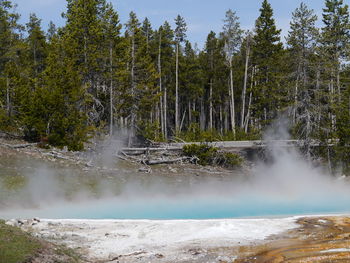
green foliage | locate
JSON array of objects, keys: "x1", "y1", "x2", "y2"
[
  {"x1": 183, "y1": 143, "x2": 243, "y2": 168},
  {"x1": 137, "y1": 120, "x2": 164, "y2": 142},
  {"x1": 217, "y1": 152, "x2": 243, "y2": 168},
  {"x1": 179, "y1": 124, "x2": 261, "y2": 142},
  {"x1": 183, "y1": 144, "x2": 219, "y2": 165},
  {"x1": 252, "y1": 0, "x2": 286, "y2": 124},
  {"x1": 0, "y1": 0, "x2": 349, "y2": 171},
  {"x1": 0, "y1": 220, "x2": 41, "y2": 263}
]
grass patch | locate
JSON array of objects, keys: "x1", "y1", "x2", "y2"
[
  {"x1": 55, "y1": 245, "x2": 82, "y2": 263},
  {"x1": 0, "y1": 220, "x2": 82, "y2": 263},
  {"x1": 0, "y1": 220, "x2": 41, "y2": 263},
  {"x1": 183, "y1": 144, "x2": 243, "y2": 168}
]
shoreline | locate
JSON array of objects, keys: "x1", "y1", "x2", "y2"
[
  {"x1": 12, "y1": 215, "x2": 350, "y2": 262},
  {"x1": 12, "y1": 216, "x2": 300, "y2": 262}
]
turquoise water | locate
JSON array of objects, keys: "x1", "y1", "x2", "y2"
[
  {"x1": 5, "y1": 194, "x2": 350, "y2": 220},
  {"x1": 1, "y1": 150, "x2": 350, "y2": 220}
]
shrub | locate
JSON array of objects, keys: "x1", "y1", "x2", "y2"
[
  {"x1": 183, "y1": 144, "x2": 218, "y2": 165},
  {"x1": 183, "y1": 143, "x2": 243, "y2": 168}
]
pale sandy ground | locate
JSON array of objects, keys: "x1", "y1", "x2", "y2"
[{"x1": 13, "y1": 217, "x2": 300, "y2": 263}]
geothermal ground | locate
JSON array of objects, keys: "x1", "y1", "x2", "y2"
[
  {"x1": 8, "y1": 215, "x2": 350, "y2": 262},
  {"x1": 2, "y1": 138, "x2": 350, "y2": 262}
]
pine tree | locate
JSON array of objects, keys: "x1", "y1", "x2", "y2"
[
  {"x1": 155, "y1": 21, "x2": 174, "y2": 139},
  {"x1": 181, "y1": 41, "x2": 203, "y2": 130},
  {"x1": 0, "y1": 0, "x2": 23, "y2": 129},
  {"x1": 26, "y1": 13, "x2": 47, "y2": 80},
  {"x1": 222, "y1": 9, "x2": 243, "y2": 137},
  {"x1": 63, "y1": 0, "x2": 106, "y2": 125},
  {"x1": 125, "y1": 12, "x2": 159, "y2": 143},
  {"x1": 100, "y1": 2, "x2": 122, "y2": 136},
  {"x1": 321, "y1": 0, "x2": 350, "y2": 133},
  {"x1": 286, "y1": 2, "x2": 319, "y2": 156},
  {"x1": 174, "y1": 15, "x2": 187, "y2": 133},
  {"x1": 204, "y1": 31, "x2": 217, "y2": 131},
  {"x1": 252, "y1": 0, "x2": 284, "y2": 126}
]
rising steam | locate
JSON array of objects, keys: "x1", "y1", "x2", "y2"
[{"x1": 0, "y1": 119, "x2": 349, "y2": 219}]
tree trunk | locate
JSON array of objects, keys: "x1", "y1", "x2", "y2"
[
  {"x1": 200, "y1": 99, "x2": 205, "y2": 130},
  {"x1": 241, "y1": 37, "x2": 250, "y2": 128},
  {"x1": 229, "y1": 59, "x2": 236, "y2": 138},
  {"x1": 129, "y1": 35, "x2": 136, "y2": 147},
  {"x1": 244, "y1": 92, "x2": 252, "y2": 133},
  {"x1": 209, "y1": 79, "x2": 213, "y2": 130},
  {"x1": 180, "y1": 109, "x2": 186, "y2": 132},
  {"x1": 224, "y1": 102, "x2": 229, "y2": 132},
  {"x1": 220, "y1": 104, "x2": 223, "y2": 135},
  {"x1": 6, "y1": 77, "x2": 10, "y2": 117},
  {"x1": 109, "y1": 43, "x2": 113, "y2": 136},
  {"x1": 158, "y1": 31, "x2": 164, "y2": 137},
  {"x1": 164, "y1": 85, "x2": 168, "y2": 140},
  {"x1": 188, "y1": 101, "x2": 192, "y2": 126},
  {"x1": 175, "y1": 42, "x2": 179, "y2": 133},
  {"x1": 293, "y1": 67, "x2": 300, "y2": 124}
]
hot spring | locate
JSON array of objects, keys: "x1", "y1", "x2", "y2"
[{"x1": 1, "y1": 139, "x2": 350, "y2": 220}]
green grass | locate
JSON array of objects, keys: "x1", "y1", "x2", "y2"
[
  {"x1": 0, "y1": 220, "x2": 82, "y2": 263},
  {"x1": 0, "y1": 220, "x2": 41, "y2": 263}
]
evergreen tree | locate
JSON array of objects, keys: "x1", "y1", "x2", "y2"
[
  {"x1": 100, "y1": 2, "x2": 122, "y2": 135},
  {"x1": 174, "y1": 15, "x2": 187, "y2": 133},
  {"x1": 125, "y1": 12, "x2": 159, "y2": 143},
  {"x1": 222, "y1": 9, "x2": 243, "y2": 137},
  {"x1": 287, "y1": 3, "x2": 320, "y2": 158},
  {"x1": 252, "y1": 0, "x2": 284, "y2": 126},
  {"x1": 181, "y1": 41, "x2": 203, "y2": 130},
  {"x1": 155, "y1": 21, "x2": 174, "y2": 139},
  {"x1": 0, "y1": 0, "x2": 23, "y2": 128},
  {"x1": 321, "y1": 0, "x2": 350, "y2": 133},
  {"x1": 63, "y1": 0, "x2": 106, "y2": 125},
  {"x1": 26, "y1": 13, "x2": 47, "y2": 80}
]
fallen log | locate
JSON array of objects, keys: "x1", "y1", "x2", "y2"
[
  {"x1": 145, "y1": 157, "x2": 190, "y2": 165},
  {"x1": 0, "y1": 142, "x2": 37, "y2": 149},
  {"x1": 121, "y1": 147, "x2": 182, "y2": 155}
]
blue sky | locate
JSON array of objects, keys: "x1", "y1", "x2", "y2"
[{"x1": 13, "y1": 0, "x2": 325, "y2": 48}]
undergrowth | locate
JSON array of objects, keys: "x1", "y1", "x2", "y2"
[{"x1": 183, "y1": 144, "x2": 243, "y2": 168}]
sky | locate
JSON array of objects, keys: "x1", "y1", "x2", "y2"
[{"x1": 13, "y1": 0, "x2": 326, "y2": 49}]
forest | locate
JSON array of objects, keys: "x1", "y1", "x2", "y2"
[{"x1": 0, "y1": 0, "x2": 349, "y2": 166}]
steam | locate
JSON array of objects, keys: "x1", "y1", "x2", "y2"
[{"x1": 0, "y1": 119, "x2": 350, "y2": 219}]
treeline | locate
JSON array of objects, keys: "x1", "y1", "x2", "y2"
[{"x1": 0, "y1": 0, "x2": 349, "y2": 157}]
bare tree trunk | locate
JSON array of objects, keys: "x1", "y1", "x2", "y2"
[
  {"x1": 306, "y1": 109, "x2": 311, "y2": 160},
  {"x1": 229, "y1": 59, "x2": 236, "y2": 139},
  {"x1": 337, "y1": 69, "x2": 341, "y2": 103},
  {"x1": 316, "y1": 66, "x2": 321, "y2": 127},
  {"x1": 209, "y1": 48, "x2": 214, "y2": 131},
  {"x1": 164, "y1": 85, "x2": 168, "y2": 140},
  {"x1": 158, "y1": 31, "x2": 164, "y2": 137},
  {"x1": 224, "y1": 102, "x2": 229, "y2": 132},
  {"x1": 244, "y1": 92, "x2": 252, "y2": 133},
  {"x1": 220, "y1": 105, "x2": 223, "y2": 135},
  {"x1": 188, "y1": 101, "x2": 192, "y2": 125},
  {"x1": 293, "y1": 70, "x2": 300, "y2": 124},
  {"x1": 175, "y1": 43, "x2": 179, "y2": 133},
  {"x1": 330, "y1": 71, "x2": 336, "y2": 132},
  {"x1": 129, "y1": 35, "x2": 136, "y2": 147},
  {"x1": 180, "y1": 109, "x2": 186, "y2": 132},
  {"x1": 241, "y1": 37, "x2": 250, "y2": 128},
  {"x1": 200, "y1": 99, "x2": 205, "y2": 130},
  {"x1": 209, "y1": 79, "x2": 213, "y2": 130},
  {"x1": 6, "y1": 77, "x2": 10, "y2": 117},
  {"x1": 109, "y1": 43, "x2": 114, "y2": 136}
]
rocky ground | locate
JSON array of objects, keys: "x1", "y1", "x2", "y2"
[
  {"x1": 6, "y1": 216, "x2": 350, "y2": 263},
  {"x1": 7, "y1": 217, "x2": 298, "y2": 263}
]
